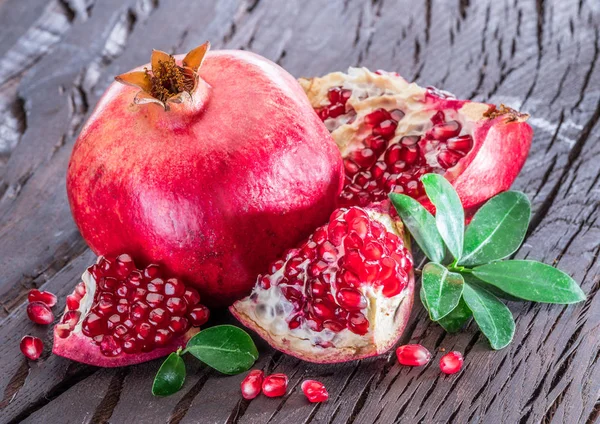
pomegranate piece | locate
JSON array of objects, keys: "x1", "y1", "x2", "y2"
[
  {"x1": 396, "y1": 344, "x2": 432, "y2": 366},
  {"x1": 20, "y1": 336, "x2": 44, "y2": 360},
  {"x1": 301, "y1": 380, "x2": 329, "y2": 403},
  {"x1": 66, "y1": 44, "x2": 343, "y2": 308},
  {"x1": 28, "y1": 289, "x2": 57, "y2": 307},
  {"x1": 52, "y1": 254, "x2": 210, "y2": 367},
  {"x1": 440, "y1": 351, "x2": 464, "y2": 374},
  {"x1": 231, "y1": 203, "x2": 415, "y2": 363},
  {"x1": 27, "y1": 301, "x2": 54, "y2": 325},
  {"x1": 262, "y1": 373, "x2": 288, "y2": 398},
  {"x1": 241, "y1": 369, "x2": 264, "y2": 400},
  {"x1": 300, "y1": 68, "x2": 532, "y2": 211}
]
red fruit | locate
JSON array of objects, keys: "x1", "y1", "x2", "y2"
[
  {"x1": 52, "y1": 254, "x2": 208, "y2": 367},
  {"x1": 241, "y1": 369, "x2": 264, "y2": 400},
  {"x1": 301, "y1": 380, "x2": 329, "y2": 403},
  {"x1": 300, "y1": 69, "x2": 532, "y2": 212},
  {"x1": 396, "y1": 344, "x2": 432, "y2": 366},
  {"x1": 28, "y1": 289, "x2": 57, "y2": 307},
  {"x1": 66, "y1": 43, "x2": 343, "y2": 307},
  {"x1": 231, "y1": 203, "x2": 414, "y2": 363},
  {"x1": 440, "y1": 351, "x2": 464, "y2": 374},
  {"x1": 262, "y1": 373, "x2": 288, "y2": 398},
  {"x1": 27, "y1": 301, "x2": 54, "y2": 325},
  {"x1": 20, "y1": 336, "x2": 43, "y2": 360}
]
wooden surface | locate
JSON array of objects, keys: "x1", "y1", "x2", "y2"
[{"x1": 0, "y1": 0, "x2": 599, "y2": 423}]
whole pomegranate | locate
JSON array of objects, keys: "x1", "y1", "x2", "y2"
[
  {"x1": 67, "y1": 43, "x2": 343, "y2": 306},
  {"x1": 299, "y1": 68, "x2": 533, "y2": 212},
  {"x1": 53, "y1": 254, "x2": 209, "y2": 367},
  {"x1": 230, "y1": 203, "x2": 414, "y2": 363}
]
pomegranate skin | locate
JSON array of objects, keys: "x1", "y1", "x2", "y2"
[{"x1": 67, "y1": 50, "x2": 344, "y2": 307}]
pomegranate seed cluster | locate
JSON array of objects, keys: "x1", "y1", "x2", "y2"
[
  {"x1": 259, "y1": 207, "x2": 412, "y2": 336},
  {"x1": 316, "y1": 85, "x2": 474, "y2": 207},
  {"x1": 56, "y1": 254, "x2": 209, "y2": 357}
]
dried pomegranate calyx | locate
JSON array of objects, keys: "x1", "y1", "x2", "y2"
[
  {"x1": 115, "y1": 42, "x2": 210, "y2": 110},
  {"x1": 483, "y1": 103, "x2": 530, "y2": 122}
]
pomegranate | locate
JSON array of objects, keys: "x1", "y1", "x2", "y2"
[
  {"x1": 230, "y1": 203, "x2": 414, "y2": 363},
  {"x1": 262, "y1": 373, "x2": 288, "y2": 397},
  {"x1": 396, "y1": 344, "x2": 432, "y2": 366},
  {"x1": 27, "y1": 302, "x2": 54, "y2": 325},
  {"x1": 299, "y1": 68, "x2": 532, "y2": 211},
  {"x1": 67, "y1": 43, "x2": 343, "y2": 307},
  {"x1": 301, "y1": 380, "x2": 328, "y2": 402},
  {"x1": 28, "y1": 289, "x2": 57, "y2": 307},
  {"x1": 20, "y1": 336, "x2": 44, "y2": 360},
  {"x1": 241, "y1": 369, "x2": 264, "y2": 400},
  {"x1": 440, "y1": 351, "x2": 464, "y2": 374},
  {"x1": 52, "y1": 254, "x2": 209, "y2": 367}
]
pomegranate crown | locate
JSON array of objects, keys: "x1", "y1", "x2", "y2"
[{"x1": 115, "y1": 42, "x2": 210, "y2": 110}]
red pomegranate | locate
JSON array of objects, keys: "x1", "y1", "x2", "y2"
[
  {"x1": 299, "y1": 68, "x2": 532, "y2": 212},
  {"x1": 230, "y1": 203, "x2": 414, "y2": 363},
  {"x1": 67, "y1": 43, "x2": 344, "y2": 307},
  {"x1": 52, "y1": 254, "x2": 209, "y2": 367}
]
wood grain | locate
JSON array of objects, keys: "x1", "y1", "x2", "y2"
[{"x1": 0, "y1": 0, "x2": 598, "y2": 423}]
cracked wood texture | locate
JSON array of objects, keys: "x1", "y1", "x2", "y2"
[{"x1": 0, "y1": 0, "x2": 598, "y2": 423}]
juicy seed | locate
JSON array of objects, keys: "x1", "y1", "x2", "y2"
[
  {"x1": 20, "y1": 336, "x2": 43, "y2": 360},
  {"x1": 28, "y1": 289, "x2": 57, "y2": 307},
  {"x1": 262, "y1": 373, "x2": 288, "y2": 398},
  {"x1": 189, "y1": 305, "x2": 210, "y2": 327},
  {"x1": 27, "y1": 301, "x2": 54, "y2": 325},
  {"x1": 396, "y1": 344, "x2": 431, "y2": 366},
  {"x1": 439, "y1": 351, "x2": 464, "y2": 374},
  {"x1": 301, "y1": 380, "x2": 329, "y2": 403},
  {"x1": 241, "y1": 369, "x2": 264, "y2": 400}
]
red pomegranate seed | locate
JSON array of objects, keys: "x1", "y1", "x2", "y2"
[
  {"x1": 28, "y1": 289, "x2": 57, "y2": 307},
  {"x1": 143, "y1": 264, "x2": 161, "y2": 279},
  {"x1": 27, "y1": 301, "x2": 54, "y2": 325},
  {"x1": 189, "y1": 305, "x2": 210, "y2": 326},
  {"x1": 241, "y1": 369, "x2": 264, "y2": 400},
  {"x1": 147, "y1": 278, "x2": 165, "y2": 293},
  {"x1": 166, "y1": 297, "x2": 187, "y2": 315},
  {"x1": 148, "y1": 308, "x2": 170, "y2": 326},
  {"x1": 430, "y1": 120, "x2": 461, "y2": 140},
  {"x1": 364, "y1": 108, "x2": 390, "y2": 126},
  {"x1": 20, "y1": 335, "x2": 43, "y2": 360},
  {"x1": 446, "y1": 135, "x2": 473, "y2": 152},
  {"x1": 396, "y1": 344, "x2": 432, "y2": 366},
  {"x1": 347, "y1": 312, "x2": 369, "y2": 335},
  {"x1": 168, "y1": 316, "x2": 189, "y2": 333},
  {"x1": 66, "y1": 294, "x2": 80, "y2": 311},
  {"x1": 262, "y1": 373, "x2": 288, "y2": 397},
  {"x1": 437, "y1": 149, "x2": 464, "y2": 169},
  {"x1": 100, "y1": 335, "x2": 122, "y2": 357},
  {"x1": 301, "y1": 380, "x2": 328, "y2": 403},
  {"x1": 183, "y1": 288, "x2": 201, "y2": 306},
  {"x1": 312, "y1": 300, "x2": 336, "y2": 320},
  {"x1": 336, "y1": 288, "x2": 367, "y2": 310},
  {"x1": 348, "y1": 148, "x2": 376, "y2": 169},
  {"x1": 440, "y1": 351, "x2": 464, "y2": 374}
]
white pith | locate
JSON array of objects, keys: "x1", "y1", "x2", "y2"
[
  {"x1": 233, "y1": 209, "x2": 410, "y2": 357},
  {"x1": 299, "y1": 67, "x2": 481, "y2": 173},
  {"x1": 58, "y1": 269, "x2": 95, "y2": 335}
]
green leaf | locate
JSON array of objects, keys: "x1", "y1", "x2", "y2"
[
  {"x1": 185, "y1": 325, "x2": 258, "y2": 375},
  {"x1": 152, "y1": 352, "x2": 186, "y2": 396},
  {"x1": 421, "y1": 262, "x2": 464, "y2": 321},
  {"x1": 462, "y1": 283, "x2": 515, "y2": 350},
  {"x1": 461, "y1": 274, "x2": 523, "y2": 302},
  {"x1": 421, "y1": 174, "x2": 464, "y2": 260},
  {"x1": 437, "y1": 297, "x2": 472, "y2": 333},
  {"x1": 389, "y1": 193, "x2": 446, "y2": 262},
  {"x1": 459, "y1": 191, "x2": 531, "y2": 266},
  {"x1": 472, "y1": 260, "x2": 586, "y2": 304}
]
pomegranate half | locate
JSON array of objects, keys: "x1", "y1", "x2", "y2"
[
  {"x1": 299, "y1": 68, "x2": 533, "y2": 212},
  {"x1": 231, "y1": 203, "x2": 414, "y2": 363},
  {"x1": 53, "y1": 254, "x2": 209, "y2": 367},
  {"x1": 67, "y1": 43, "x2": 344, "y2": 307}
]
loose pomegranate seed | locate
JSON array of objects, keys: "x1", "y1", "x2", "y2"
[
  {"x1": 241, "y1": 369, "x2": 264, "y2": 399},
  {"x1": 20, "y1": 336, "x2": 43, "y2": 360},
  {"x1": 28, "y1": 289, "x2": 57, "y2": 307},
  {"x1": 27, "y1": 301, "x2": 54, "y2": 325},
  {"x1": 262, "y1": 373, "x2": 288, "y2": 397},
  {"x1": 439, "y1": 351, "x2": 464, "y2": 374},
  {"x1": 66, "y1": 294, "x2": 80, "y2": 311},
  {"x1": 301, "y1": 380, "x2": 328, "y2": 403},
  {"x1": 396, "y1": 344, "x2": 432, "y2": 366}
]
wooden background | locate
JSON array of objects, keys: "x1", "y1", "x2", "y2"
[{"x1": 0, "y1": 0, "x2": 599, "y2": 423}]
